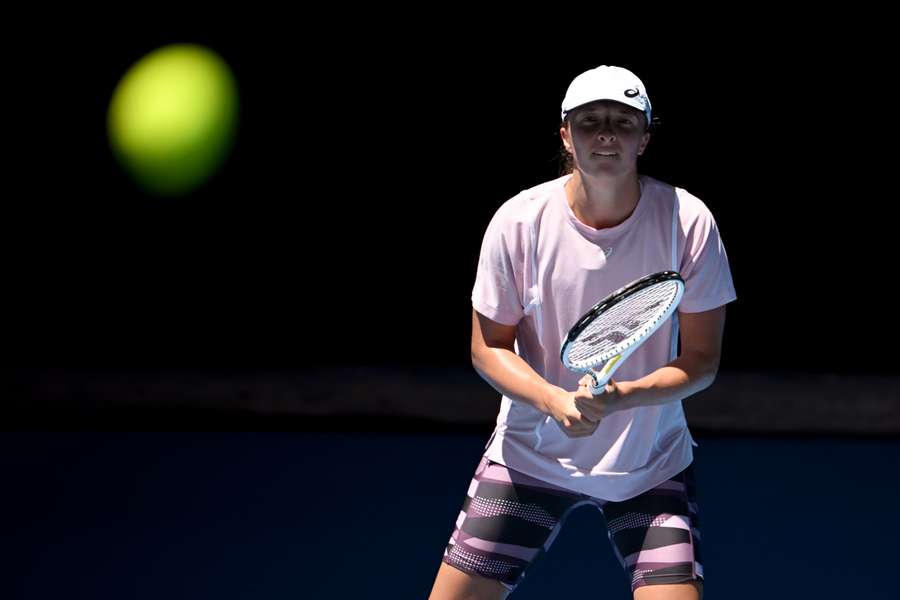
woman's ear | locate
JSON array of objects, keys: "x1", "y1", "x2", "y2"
[
  {"x1": 560, "y1": 124, "x2": 573, "y2": 154},
  {"x1": 638, "y1": 131, "x2": 651, "y2": 156}
]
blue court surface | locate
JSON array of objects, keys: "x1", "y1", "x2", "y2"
[{"x1": 5, "y1": 430, "x2": 896, "y2": 599}]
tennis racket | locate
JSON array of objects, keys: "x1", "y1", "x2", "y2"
[{"x1": 560, "y1": 271, "x2": 685, "y2": 395}]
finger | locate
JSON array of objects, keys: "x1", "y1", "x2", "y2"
[
  {"x1": 577, "y1": 407, "x2": 600, "y2": 423},
  {"x1": 573, "y1": 405, "x2": 598, "y2": 425}
]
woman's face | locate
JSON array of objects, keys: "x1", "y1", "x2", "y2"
[{"x1": 561, "y1": 100, "x2": 650, "y2": 177}]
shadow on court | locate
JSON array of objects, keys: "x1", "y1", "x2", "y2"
[{"x1": 4, "y1": 430, "x2": 895, "y2": 599}]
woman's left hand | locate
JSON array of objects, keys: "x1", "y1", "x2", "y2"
[{"x1": 576, "y1": 375, "x2": 628, "y2": 421}]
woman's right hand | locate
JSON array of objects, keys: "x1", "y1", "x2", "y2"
[{"x1": 543, "y1": 388, "x2": 599, "y2": 438}]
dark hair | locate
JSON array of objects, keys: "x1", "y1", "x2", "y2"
[
  {"x1": 557, "y1": 114, "x2": 659, "y2": 176},
  {"x1": 558, "y1": 127, "x2": 575, "y2": 176}
]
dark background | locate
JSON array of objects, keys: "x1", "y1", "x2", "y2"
[
  {"x1": 4, "y1": 16, "x2": 897, "y2": 600},
  {"x1": 5, "y1": 17, "x2": 895, "y2": 376}
]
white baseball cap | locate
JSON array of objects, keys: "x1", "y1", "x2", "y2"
[{"x1": 560, "y1": 65, "x2": 652, "y2": 125}]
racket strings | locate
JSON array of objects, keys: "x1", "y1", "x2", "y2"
[{"x1": 566, "y1": 282, "x2": 679, "y2": 366}]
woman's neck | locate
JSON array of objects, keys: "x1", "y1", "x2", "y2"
[{"x1": 565, "y1": 170, "x2": 642, "y2": 230}]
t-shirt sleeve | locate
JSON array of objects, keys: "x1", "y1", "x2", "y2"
[
  {"x1": 471, "y1": 203, "x2": 525, "y2": 326},
  {"x1": 677, "y1": 192, "x2": 737, "y2": 313}
]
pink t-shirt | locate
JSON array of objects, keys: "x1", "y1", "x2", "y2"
[{"x1": 472, "y1": 173, "x2": 737, "y2": 501}]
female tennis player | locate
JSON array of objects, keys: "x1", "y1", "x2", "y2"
[{"x1": 428, "y1": 65, "x2": 736, "y2": 600}]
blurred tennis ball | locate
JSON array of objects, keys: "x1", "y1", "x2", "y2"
[{"x1": 107, "y1": 44, "x2": 239, "y2": 196}]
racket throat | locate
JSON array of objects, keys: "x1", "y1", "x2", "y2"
[{"x1": 588, "y1": 354, "x2": 622, "y2": 389}]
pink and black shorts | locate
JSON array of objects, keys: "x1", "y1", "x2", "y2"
[{"x1": 441, "y1": 456, "x2": 703, "y2": 593}]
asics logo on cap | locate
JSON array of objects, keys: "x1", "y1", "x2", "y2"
[{"x1": 624, "y1": 88, "x2": 640, "y2": 98}]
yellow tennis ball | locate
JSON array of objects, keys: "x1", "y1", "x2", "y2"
[{"x1": 107, "y1": 44, "x2": 239, "y2": 196}]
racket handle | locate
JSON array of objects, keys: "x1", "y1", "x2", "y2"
[
  {"x1": 588, "y1": 354, "x2": 624, "y2": 395},
  {"x1": 588, "y1": 372, "x2": 606, "y2": 395}
]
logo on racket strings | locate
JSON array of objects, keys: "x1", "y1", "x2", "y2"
[{"x1": 579, "y1": 298, "x2": 666, "y2": 347}]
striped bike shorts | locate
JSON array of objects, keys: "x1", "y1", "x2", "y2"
[{"x1": 442, "y1": 455, "x2": 703, "y2": 593}]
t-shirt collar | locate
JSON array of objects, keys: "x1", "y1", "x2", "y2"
[{"x1": 560, "y1": 174, "x2": 647, "y2": 241}]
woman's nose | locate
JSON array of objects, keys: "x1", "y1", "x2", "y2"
[{"x1": 596, "y1": 121, "x2": 616, "y2": 141}]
